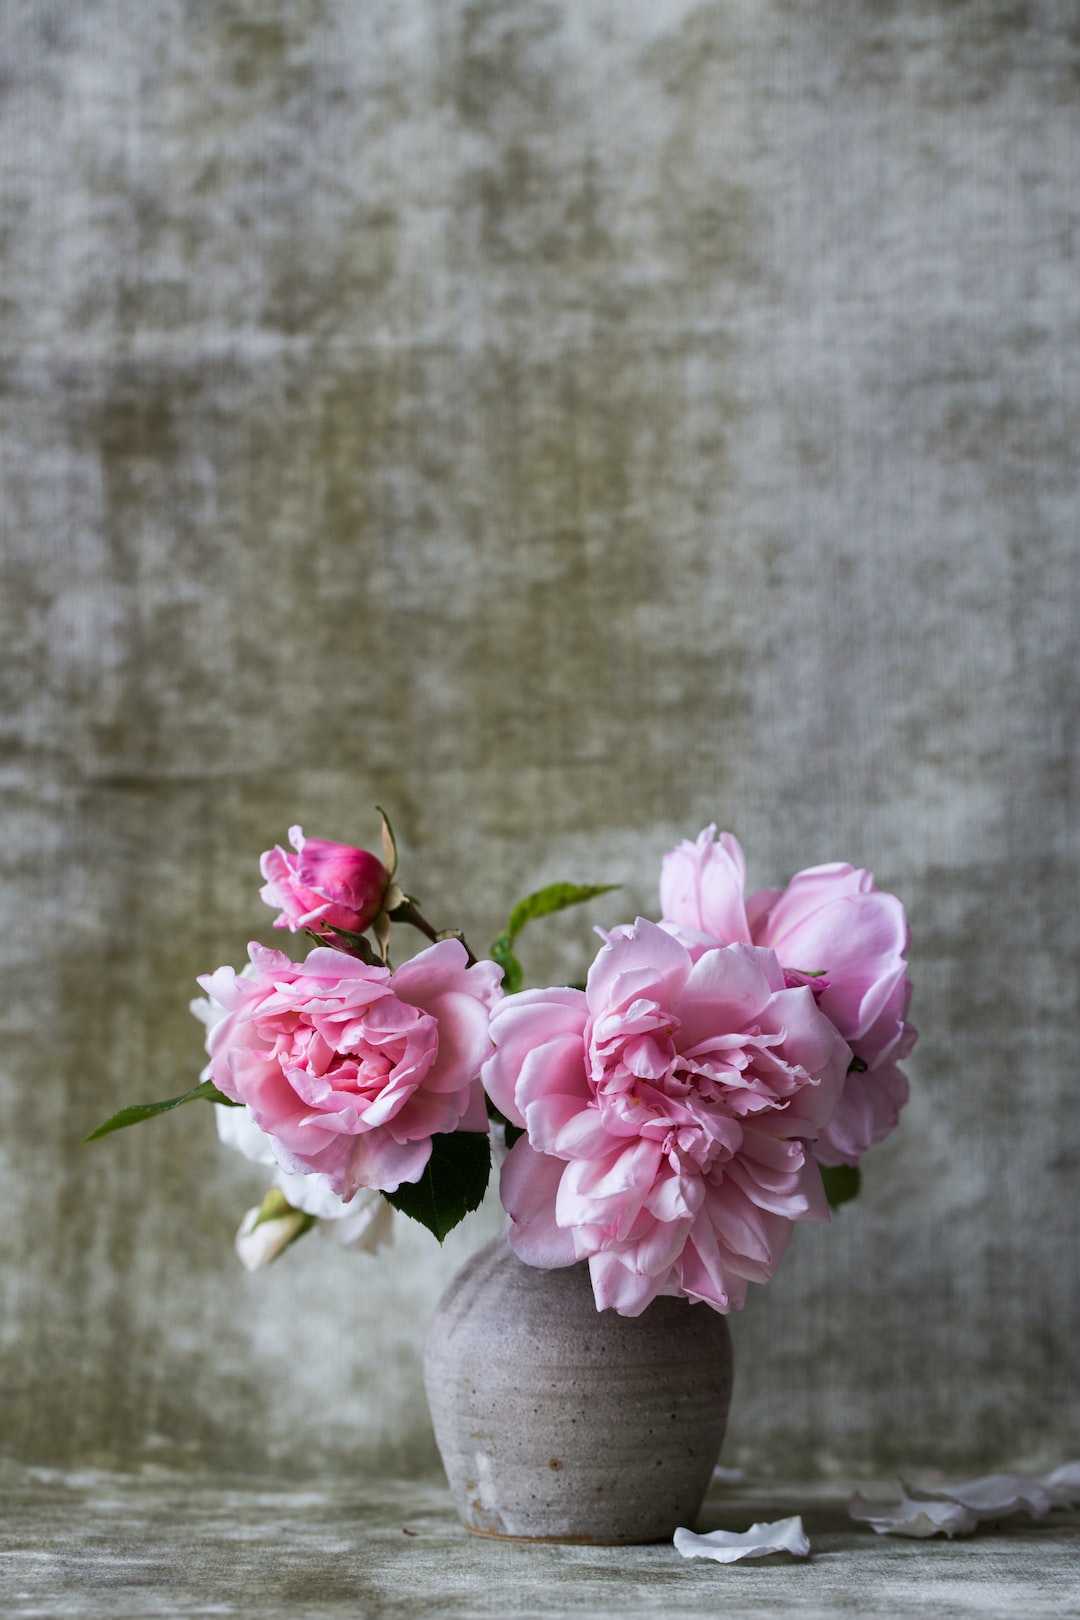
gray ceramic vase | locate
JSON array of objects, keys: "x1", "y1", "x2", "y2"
[{"x1": 424, "y1": 1234, "x2": 734, "y2": 1544}]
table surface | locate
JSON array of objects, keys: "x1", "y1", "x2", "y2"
[{"x1": 1, "y1": 1463, "x2": 1078, "y2": 1619}]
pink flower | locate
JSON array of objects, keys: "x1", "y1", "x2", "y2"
[
  {"x1": 660, "y1": 827, "x2": 916, "y2": 1166},
  {"x1": 198, "y1": 938, "x2": 501, "y2": 1199},
  {"x1": 482, "y1": 919, "x2": 849, "y2": 1316},
  {"x1": 259, "y1": 825, "x2": 390, "y2": 935}
]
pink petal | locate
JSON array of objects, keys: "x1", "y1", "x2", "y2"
[
  {"x1": 457, "y1": 1078, "x2": 491, "y2": 1134},
  {"x1": 816, "y1": 1062, "x2": 910, "y2": 1166},
  {"x1": 413, "y1": 989, "x2": 493, "y2": 1095},
  {"x1": 501, "y1": 1140, "x2": 579, "y2": 1268},
  {"x1": 587, "y1": 1249, "x2": 667, "y2": 1316},
  {"x1": 516, "y1": 1031, "x2": 592, "y2": 1114},
  {"x1": 675, "y1": 1222, "x2": 738, "y2": 1312},
  {"x1": 677, "y1": 946, "x2": 774, "y2": 1046},
  {"x1": 524, "y1": 1092, "x2": 586, "y2": 1155},
  {"x1": 556, "y1": 1138, "x2": 662, "y2": 1234},
  {"x1": 483, "y1": 990, "x2": 588, "y2": 1125},
  {"x1": 659, "y1": 826, "x2": 752, "y2": 943},
  {"x1": 344, "y1": 1131, "x2": 432, "y2": 1196},
  {"x1": 756, "y1": 863, "x2": 869, "y2": 936},
  {"x1": 585, "y1": 920, "x2": 691, "y2": 1016}
]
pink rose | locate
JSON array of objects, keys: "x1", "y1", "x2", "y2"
[
  {"x1": 659, "y1": 826, "x2": 916, "y2": 1166},
  {"x1": 198, "y1": 938, "x2": 501, "y2": 1199},
  {"x1": 482, "y1": 919, "x2": 849, "y2": 1316},
  {"x1": 259, "y1": 825, "x2": 390, "y2": 934}
]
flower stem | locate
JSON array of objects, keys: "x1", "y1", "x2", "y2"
[{"x1": 389, "y1": 898, "x2": 477, "y2": 966}]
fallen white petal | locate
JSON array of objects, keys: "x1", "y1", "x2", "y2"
[
  {"x1": 1044, "y1": 1463, "x2": 1080, "y2": 1507},
  {"x1": 674, "y1": 1516, "x2": 810, "y2": 1562},
  {"x1": 849, "y1": 1492, "x2": 978, "y2": 1539},
  {"x1": 902, "y1": 1472, "x2": 1053, "y2": 1522}
]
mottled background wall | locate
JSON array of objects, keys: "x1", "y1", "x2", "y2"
[{"x1": 1, "y1": 0, "x2": 1077, "y2": 1480}]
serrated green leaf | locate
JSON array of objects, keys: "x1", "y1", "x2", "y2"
[
  {"x1": 384, "y1": 1131, "x2": 491, "y2": 1242},
  {"x1": 491, "y1": 934, "x2": 523, "y2": 994},
  {"x1": 504, "y1": 882, "x2": 619, "y2": 944},
  {"x1": 820, "y1": 1163, "x2": 861, "y2": 1209},
  {"x1": 84, "y1": 1078, "x2": 240, "y2": 1142}
]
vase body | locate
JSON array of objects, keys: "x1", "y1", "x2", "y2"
[{"x1": 424, "y1": 1234, "x2": 734, "y2": 1544}]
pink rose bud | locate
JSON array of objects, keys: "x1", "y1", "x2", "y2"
[{"x1": 259, "y1": 825, "x2": 390, "y2": 935}]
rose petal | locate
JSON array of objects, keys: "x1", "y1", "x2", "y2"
[
  {"x1": 849, "y1": 1492, "x2": 979, "y2": 1538},
  {"x1": 483, "y1": 990, "x2": 589, "y2": 1127},
  {"x1": 1045, "y1": 1463, "x2": 1080, "y2": 1507},
  {"x1": 901, "y1": 1471, "x2": 1057, "y2": 1521},
  {"x1": 215, "y1": 1103, "x2": 278, "y2": 1167},
  {"x1": 321, "y1": 1189, "x2": 395, "y2": 1253},
  {"x1": 501, "y1": 1139, "x2": 580, "y2": 1268},
  {"x1": 660, "y1": 826, "x2": 752, "y2": 944},
  {"x1": 586, "y1": 1247, "x2": 668, "y2": 1316},
  {"x1": 673, "y1": 1515, "x2": 810, "y2": 1562}
]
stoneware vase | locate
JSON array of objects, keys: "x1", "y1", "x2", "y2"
[{"x1": 424, "y1": 1234, "x2": 734, "y2": 1544}]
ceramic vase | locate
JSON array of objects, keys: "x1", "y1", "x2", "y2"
[{"x1": 424, "y1": 1234, "x2": 734, "y2": 1544}]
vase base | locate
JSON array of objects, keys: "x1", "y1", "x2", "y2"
[{"x1": 464, "y1": 1523, "x2": 677, "y2": 1547}]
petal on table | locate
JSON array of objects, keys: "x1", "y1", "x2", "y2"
[{"x1": 673, "y1": 1516, "x2": 811, "y2": 1562}]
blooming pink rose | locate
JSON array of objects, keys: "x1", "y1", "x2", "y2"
[
  {"x1": 198, "y1": 938, "x2": 501, "y2": 1199},
  {"x1": 482, "y1": 919, "x2": 849, "y2": 1316},
  {"x1": 259, "y1": 825, "x2": 390, "y2": 935},
  {"x1": 659, "y1": 826, "x2": 916, "y2": 1166}
]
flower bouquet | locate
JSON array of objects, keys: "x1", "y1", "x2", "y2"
[{"x1": 91, "y1": 811, "x2": 915, "y2": 1540}]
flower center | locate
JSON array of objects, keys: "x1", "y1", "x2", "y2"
[
  {"x1": 587, "y1": 996, "x2": 790, "y2": 1173},
  {"x1": 271, "y1": 997, "x2": 425, "y2": 1104}
]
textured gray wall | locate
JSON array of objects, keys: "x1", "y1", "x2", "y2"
[{"x1": 2, "y1": 0, "x2": 1077, "y2": 1479}]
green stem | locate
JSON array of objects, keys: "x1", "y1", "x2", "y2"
[{"x1": 389, "y1": 898, "x2": 477, "y2": 966}]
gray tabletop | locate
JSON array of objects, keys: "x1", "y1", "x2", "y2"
[{"x1": 2, "y1": 1465, "x2": 1077, "y2": 1619}]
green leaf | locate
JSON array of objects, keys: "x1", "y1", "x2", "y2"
[
  {"x1": 84, "y1": 1078, "x2": 240, "y2": 1142},
  {"x1": 819, "y1": 1164, "x2": 861, "y2": 1209},
  {"x1": 491, "y1": 933, "x2": 523, "y2": 994},
  {"x1": 491, "y1": 882, "x2": 617, "y2": 992},
  {"x1": 504, "y1": 882, "x2": 619, "y2": 944},
  {"x1": 384, "y1": 1131, "x2": 491, "y2": 1242}
]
